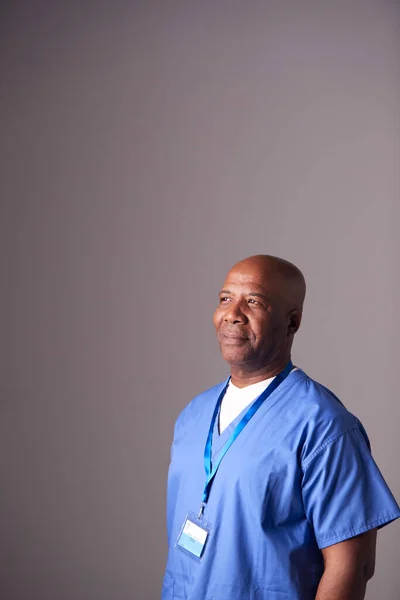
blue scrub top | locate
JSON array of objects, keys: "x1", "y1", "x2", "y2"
[{"x1": 162, "y1": 369, "x2": 400, "y2": 600}]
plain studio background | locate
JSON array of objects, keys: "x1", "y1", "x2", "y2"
[{"x1": 1, "y1": 1, "x2": 399, "y2": 599}]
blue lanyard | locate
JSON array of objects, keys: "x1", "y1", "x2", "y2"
[{"x1": 199, "y1": 361, "x2": 293, "y2": 517}]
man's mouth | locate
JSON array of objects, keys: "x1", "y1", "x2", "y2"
[{"x1": 220, "y1": 333, "x2": 248, "y2": 343}]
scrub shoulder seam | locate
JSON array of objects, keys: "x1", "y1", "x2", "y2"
[{"x1": 302, "y1": 426, "x2": 360, "y2": 471}]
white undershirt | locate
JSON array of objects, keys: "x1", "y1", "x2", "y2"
[
  {"x1": 218, "y1": 368, "x2": 298, "y2": 434},
  {"x1": 219, "y1": 376, "x2": 276, "y2": 434}
]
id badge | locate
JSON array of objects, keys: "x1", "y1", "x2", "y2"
[{"x1": 176, "y1": 511, "x2": 212, "y2": 560}]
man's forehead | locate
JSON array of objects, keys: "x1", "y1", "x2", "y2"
[
  {"x1": 221, "y1": 266, "x2": 282, "y2": 292},
  {"x1": 218, "y1": 255, "x2": 306, "y2": 309}
]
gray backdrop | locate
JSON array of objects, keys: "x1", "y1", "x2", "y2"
[{"x1": 1, "y1": 1, "x2": 399, "y2": 599}]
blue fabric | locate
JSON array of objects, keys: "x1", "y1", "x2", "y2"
[
  {"x1": 162, "y1": 369, "x2": 400, "y2": 600},
  {"x1": 202, "y1": 362, "x2": 292, "y2": 505}
]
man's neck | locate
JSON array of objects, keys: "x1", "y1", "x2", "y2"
[{"x1": 230, "y1": 357, "x2": 291, "y2": 389}]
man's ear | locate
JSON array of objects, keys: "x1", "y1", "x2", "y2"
[{"x1": 288, "y1": 310, "x2": 302, "y2": 335}]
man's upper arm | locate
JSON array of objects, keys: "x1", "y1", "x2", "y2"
[{"x1": 321, "y1": 528, "x2": 377, "y2": 581}]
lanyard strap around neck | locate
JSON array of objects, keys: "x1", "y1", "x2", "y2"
[{"x1": 200, "y1": 361, "x2": 293, "y2": 512}]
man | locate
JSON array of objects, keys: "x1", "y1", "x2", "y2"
[{"x1": 162, "y1": 255, "x2": 400, "y2": 599}]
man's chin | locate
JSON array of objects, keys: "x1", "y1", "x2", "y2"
[{"x1": 220, "y1": 348, "x2": 252, "y2": 366}]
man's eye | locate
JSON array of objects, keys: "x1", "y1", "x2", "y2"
[
  {"x1": 220, "y1": 297, "x2": 229, "y2": 303},
  {"x1": 248, "y1": 298, "x2": 258, "y2": 304}
]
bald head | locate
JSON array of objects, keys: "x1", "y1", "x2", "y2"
[
  {"x1": 228, "y1": 255, "x2": 306, "y2": 314},
  {"x1": 214, "y1": 255, "x2": 306, "y2": 385}
]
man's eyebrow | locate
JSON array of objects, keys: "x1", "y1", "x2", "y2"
[
  {"x1": 218, "y1": 290, "x2": 269, "y2": 300},
  {"x1": 248, "y1": 292, "x2": 268, "y2": 299}
]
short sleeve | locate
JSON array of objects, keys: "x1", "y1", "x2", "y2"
[{"x1": 302, "y1": 426, "x2": 400, "y2": 549}]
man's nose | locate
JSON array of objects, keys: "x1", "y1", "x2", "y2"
[{"x1": 224, "y1": 301, "x2": 248, "y2": 324}]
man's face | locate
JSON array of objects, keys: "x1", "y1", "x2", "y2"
[{"x1": 213, "y1": 263, "x2": 292, "y2": 370}]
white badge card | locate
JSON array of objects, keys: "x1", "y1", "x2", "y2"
[{"x1": 176, "y1": 511, "x2": 212, "y2": 560}]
